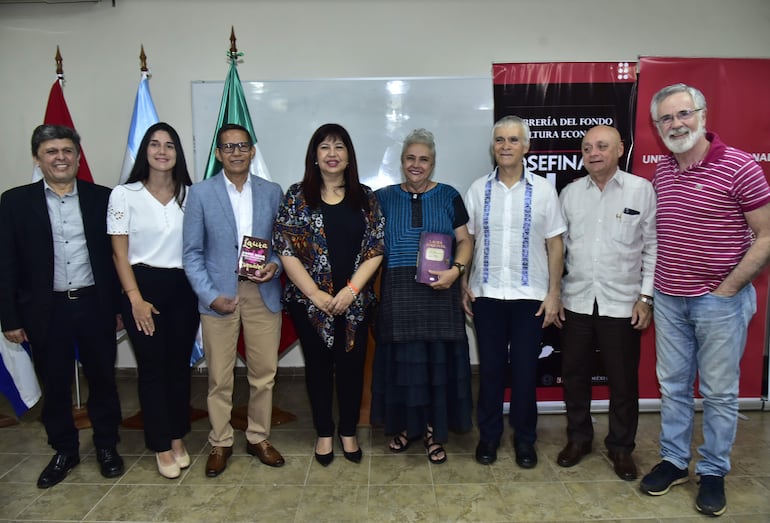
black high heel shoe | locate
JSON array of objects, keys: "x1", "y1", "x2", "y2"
[
  {"x1": 314, "y1": 437, "x2": 334, "y2": 466},
  {"x1": 338, "y1": 434, "x2": 362, "y2": 463},
  {"x1": 314, "y1": 450, "x2": 334, "y2": 466}
]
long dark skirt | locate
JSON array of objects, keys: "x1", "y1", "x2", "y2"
[{"x1": 371, "y1": 338, "x2": 472, "y2": 443}]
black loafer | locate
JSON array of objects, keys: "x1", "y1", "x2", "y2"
[
  {"x1": 96, "y1": 447, "x2": 125, "y2": 478},
  {"x1": 475, "y1": 441, "x2": 498, "y2": 465},
  {"x1": 37, "y1": 453, "x2": 80, "y2": 488},
  {"x1": 514, "y1": 442, "x2": 538, "y2": 469}
]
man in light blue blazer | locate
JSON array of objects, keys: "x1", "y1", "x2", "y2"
[{"x1": 183, "y1": 124, "x2": 285, "y2": 477}]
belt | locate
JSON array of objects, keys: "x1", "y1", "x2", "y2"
[
  {"x1": 238, "y1": 276, "x2": 253, "y2": 282},
  {"x1": 54, "y1": 286, "x2": 96, "y2": 300}
]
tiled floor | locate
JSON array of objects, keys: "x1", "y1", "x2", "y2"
[{"x1": 1, "y1": 370, "x2": 769, "y2": 522}]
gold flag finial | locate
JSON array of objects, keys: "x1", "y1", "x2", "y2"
[
  {"x1": 139, "y1": 44, "x2": 148, "y2": 72},
  {"x1": 55, "y1": 46, "x2": 63, "y2": 76},
  {"x1": 229, "y1": 26, "x2": 238, "y2": 62}
]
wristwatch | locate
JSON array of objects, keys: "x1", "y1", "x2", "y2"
[
  {"x1": 453, "y1": 262, "x2": 466, "y2": 276},
  {"x1": 638, "y1": 295, "x2": 654, "y2": 307}
]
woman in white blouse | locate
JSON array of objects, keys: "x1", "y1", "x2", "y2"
[{"x1": 107, "y1": 122, "x2": 199, "y2": 479}]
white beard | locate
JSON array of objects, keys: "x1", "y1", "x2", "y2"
[{"x1": 661, "y1": 120, "x2": 706, "y2": 154}]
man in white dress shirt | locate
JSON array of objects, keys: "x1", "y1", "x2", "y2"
[{"x1": 463, "y1": 115, "x2": 566, "y2": 468}]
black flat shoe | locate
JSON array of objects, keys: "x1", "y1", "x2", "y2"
[
  {"x1": 338, "y1": 434, "x2": 362, "y2": 464},
  {"x1": 37, "y1": 453, "x2": 80, "y2": 488}
]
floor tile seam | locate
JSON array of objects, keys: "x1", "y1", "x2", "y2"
[
  {"x1": 0, "y1": 453, "x2": 30, "y2": 484},
  {"x1": 556, "y1": 478, "x2": 639, "y2": 483},
  {"x1": 2, "y1": 477, "x2": 46, "y2": 519},
  {"x1": 78, "y1": 477, "x2": 124, "y2": 523}
]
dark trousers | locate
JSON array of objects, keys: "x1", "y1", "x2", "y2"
[
  {"x1": 31, "y1": 290, "x2": 121, "y2": 455},
  {"x1": 472, "y1": 298, "x2": 543, "y2": 447},
  {"x1": 560, "y1": 305, "x2": 640, "y2": 453},
  {"x1": 288, "y1": 302, "x2": 368, "y2": 438},
  {"x1": 121, "y1": 266, "x2": 199, "y2": 452}
]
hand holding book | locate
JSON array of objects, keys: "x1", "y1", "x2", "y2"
[{"x1": 428, "y1": 266, "x2": 463, "y2": 291}]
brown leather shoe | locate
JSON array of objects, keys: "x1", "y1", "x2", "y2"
[
  {"x1": 609, "y1": 450, "x2": 638, "y2": 481},
  {"x1": 247, "y1": 439, "x2": 285, "y2": 467},
  {"x1": 205, "y1": 446, "x2": 233, "y2": 477},
  {"x1": 557, "y1": 441, "x2": 592, "y2": 467}
]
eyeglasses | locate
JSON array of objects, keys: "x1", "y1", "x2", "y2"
[
  {"x1": 218, "y1": 142, "x2": 252, "y2": 153},
  {"x1": 654, "y1": 108, "x2": 703, "y2": 127}
]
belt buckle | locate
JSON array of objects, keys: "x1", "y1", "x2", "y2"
[{"x1": 66, "y1": 289, "x2": 79, "y2": 300}]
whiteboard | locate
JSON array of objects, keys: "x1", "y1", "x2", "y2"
[{"x1": 191, "y1": 77, "x2": 494, "y2": 196}]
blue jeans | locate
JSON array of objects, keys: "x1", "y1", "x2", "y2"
[{"x1": 653, "y1": 285, "x2": 756, "y2": 476}]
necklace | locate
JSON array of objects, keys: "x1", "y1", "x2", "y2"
[
  {"x1": 402, "y1": 181, "x2": 435, "y2": 196},
  {"x1": 144, "y1": 183, "x2": 175, "y2": 205}
]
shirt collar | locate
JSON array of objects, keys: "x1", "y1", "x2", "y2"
[
  {"x1": 222, "y1": 172, "x2": 252, "y2": 192},
  {"x1": 582, "y1": 167, "x2": 624, "y2": 189},
  {"x1": 43, "y1": 178, "x2": 78, "y2": 197},
  {"x1": 492, "y1": 164, "x2": 536, "y2": 186},
  {"x1": 701, "y1": 132, "x2": 727, "y2": 165}
]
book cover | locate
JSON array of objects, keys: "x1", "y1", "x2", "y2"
[
  {"x1": 238, "y1": 235, "x2": 269, "y2": 277},
  {"x1": 415, "y1": 231, "x2": 452, "y2": 284}
]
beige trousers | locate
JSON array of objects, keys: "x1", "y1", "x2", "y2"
[{"x1": 200, "y1": 280, "x2": 281, "y2": 447}]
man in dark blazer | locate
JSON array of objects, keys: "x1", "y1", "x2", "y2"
[
  {"x1": 183, "y1": 123, "x2": 285, "y2": 477},
  {"x1": 0, "y1": 125, "x2": 124, "y2": 488}
]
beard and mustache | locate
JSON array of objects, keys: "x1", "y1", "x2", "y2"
[{"x1": 660, "y1": 117, "x2": 706, "y2": 154}]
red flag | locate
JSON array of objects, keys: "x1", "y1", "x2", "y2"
[{"x1": 35, "y1": 79, "x2": 93, "y2": 183}]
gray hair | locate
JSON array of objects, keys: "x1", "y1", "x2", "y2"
[
  {"x1": 401, "y1": 128, "x2": 436, "y2": 161},
  {"x1": 491, "y1": 115, "x2": 531, "y2": 147},
  {"x1": 650, "y1": 83, "x2": 707, "y2": 120},
  {"x1": 31, "y1": 124, "x2": 81, "y2": 157}
]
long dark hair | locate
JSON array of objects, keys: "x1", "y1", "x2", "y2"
[
  {"x1": 126, "y1": 122, "x2": 192, "y2": 207},
  {"x1": 302, "y1": 123, "x2": 368, "y2": 211}
]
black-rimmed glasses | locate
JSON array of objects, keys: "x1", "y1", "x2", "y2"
[{"x1": 218, "y1": 142, "x2": 252, "y2": 153}]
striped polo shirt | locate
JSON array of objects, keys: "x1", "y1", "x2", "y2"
[{"x1": 653, "y1": 132, "x2": 770, "y2": 296}]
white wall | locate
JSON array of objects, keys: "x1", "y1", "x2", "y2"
[{"x1": 1, "y1": 0, "x2": 769, "y2": 367}]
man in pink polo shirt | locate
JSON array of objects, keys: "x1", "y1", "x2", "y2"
[{"x1": 639, "y1": 83, "x2": 770, "y2": 517}]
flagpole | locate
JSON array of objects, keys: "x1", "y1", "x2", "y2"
[
  {"x1": 116, "y1": 47, "x2": 207, "y2": 430},
  {"x1": 38, "y1": 47, "x2": 94, "y2": 183},
  {"x1": 51, "y1": 46, "x2": 92, "y2": 430},
  {"x1": 219, "y1": 28, "x2": 295, "y2": 428}
]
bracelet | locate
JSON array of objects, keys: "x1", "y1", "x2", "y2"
[
  {"x1": 347, "y1": 280, "x2": 360, "y2": 295},
  {"x1": 123, "y1": 287, "x2": 138, "y2": 294}
]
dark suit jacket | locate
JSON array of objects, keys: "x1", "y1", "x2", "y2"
[{"x1": 0, "y1": 179, "x2": 120, "y2": 347}]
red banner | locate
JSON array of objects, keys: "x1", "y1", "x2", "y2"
[{"x1": 632, "y1": 57, "x2": 770, "y2": 398}]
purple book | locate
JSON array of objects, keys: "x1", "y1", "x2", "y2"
[
  {"x1": 238, "y1": 235, "x2": 268, "y2": 277},
  {"x1": 415, "y1": 232, "x2": 452, "y2": 284}
]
